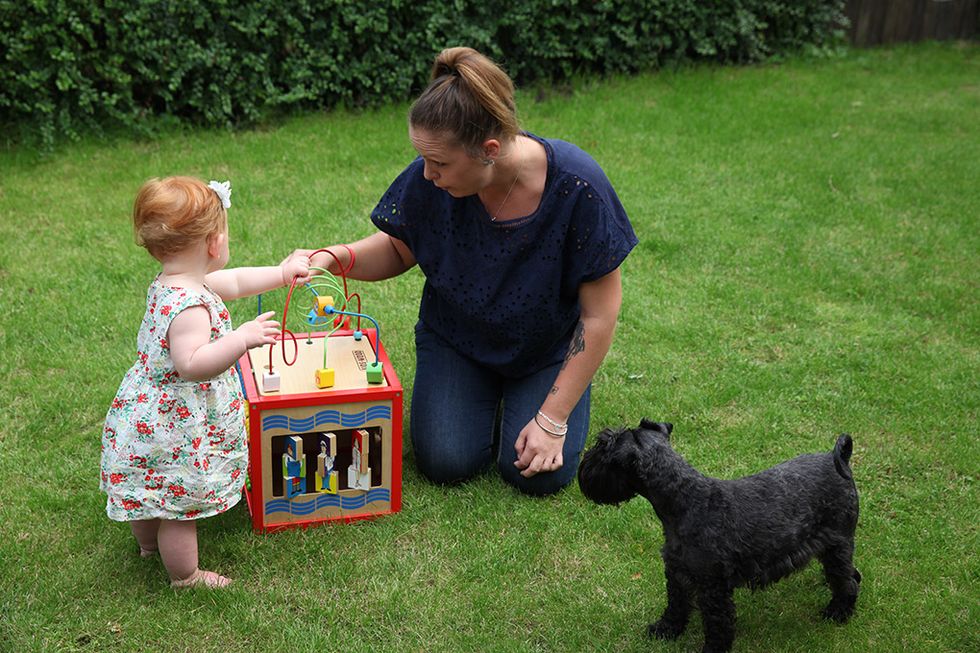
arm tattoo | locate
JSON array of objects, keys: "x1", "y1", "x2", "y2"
[{"x1": 561, "y1": 320, "x2": 586, "y2": 371}]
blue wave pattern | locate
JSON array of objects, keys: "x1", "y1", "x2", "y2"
[
  {"x1": 262, "y1": 406, "x2": 391, "y2": 432},
  {"x1": 265, "y1": 488, "x2": 391, "y2": 515}
]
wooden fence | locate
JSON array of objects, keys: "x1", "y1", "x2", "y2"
[{"x1": 846, "y1": 0, "x2": 979, "y2": 45}]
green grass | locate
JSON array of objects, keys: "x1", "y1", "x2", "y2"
[{"x1": 0, "y1": 41, "x2": 977, "y2": 652}]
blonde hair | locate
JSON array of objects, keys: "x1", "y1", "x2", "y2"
[
  {"x1": 132, "y1": 176, "x2": 227, "y2": 260},
  {"x1": 409, "y1": 47, "x2": 520, "y2": 154}
]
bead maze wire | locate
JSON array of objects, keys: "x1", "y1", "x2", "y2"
[{"x1": 261, "y1": 248, "x2": 382, "y2": 379}]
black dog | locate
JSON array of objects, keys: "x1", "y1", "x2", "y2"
[{"x1": 578, "y1": 419, "x2": 860, "y2": 653}]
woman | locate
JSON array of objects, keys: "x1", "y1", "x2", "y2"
[{"x1": 305, "y1": 47, "x2": 637, "y2": 496}]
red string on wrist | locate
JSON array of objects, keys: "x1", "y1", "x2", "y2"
[{"x1": 340, "y1": 243, "x2": 355, "y2": 273}]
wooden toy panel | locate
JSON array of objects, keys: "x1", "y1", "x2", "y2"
[
  {"x1": 256, "y1": 400, "x2": 396, "y2": 526},
  {"x1": 250, "y1": 333, "x2": 388, "y2": 396}
]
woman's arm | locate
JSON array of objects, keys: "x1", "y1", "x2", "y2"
[
  {"x1": 514, "y1": 267, "x2": 623, "y2": 477},
  {"x1": 298, "y1": 232, "x2": 416, "y2": 281}
]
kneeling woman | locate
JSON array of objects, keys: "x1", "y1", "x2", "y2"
[{"x1": 305, "y1": 47, "x2": 637, "y2": 495}]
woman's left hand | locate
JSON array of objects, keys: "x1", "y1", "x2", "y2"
[{"x1": 514, "y1": 419, "x2": 564, "y2": 478}]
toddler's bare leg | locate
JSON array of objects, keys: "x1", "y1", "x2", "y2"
[
  {"x1": 158, "y1": 519, "x2": 231, "y2": 588},
  {"x1": 130, "y1": 519, "x2": 160, "y2": 557}
]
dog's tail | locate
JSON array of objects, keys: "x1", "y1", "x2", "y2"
[{"x1": 833, "y1": 434, "x2": 854, "y2": 480}]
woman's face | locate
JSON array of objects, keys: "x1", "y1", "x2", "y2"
[{"x1": 409, "y1": 126, "x2": 491, "y2": 197}]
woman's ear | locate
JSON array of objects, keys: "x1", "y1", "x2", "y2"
[{"x1": 481, "y1": 138, "x2": 501, "y2": 161}]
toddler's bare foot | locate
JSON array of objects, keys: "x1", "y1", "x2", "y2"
[{"x1": 170, "y1": 569, "x2": 232, "y2": 589}]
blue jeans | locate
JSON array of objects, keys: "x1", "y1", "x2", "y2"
[{"x1": 410, "y1": 322, "x2": 590, "y2": 496}]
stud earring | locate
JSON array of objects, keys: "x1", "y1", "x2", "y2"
[{"x1": 483, "y1": 158, "x2": 494, "y2": 166}]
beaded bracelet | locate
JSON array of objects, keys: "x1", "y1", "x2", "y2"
[{"x1": 535, "y1": 410, "x2": 568, "y2": 437}]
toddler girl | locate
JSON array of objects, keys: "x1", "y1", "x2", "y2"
[{"x1": 100, "y1": 176, "x2": 309, "y2": 588}]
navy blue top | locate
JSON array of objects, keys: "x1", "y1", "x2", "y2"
[{"x1": 371, "y1": 133, "x2": 638, "y2": 377}]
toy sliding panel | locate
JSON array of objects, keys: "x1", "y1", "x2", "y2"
[{"x1": 256, "y1": 401, "x2": 395, "y2": 528}]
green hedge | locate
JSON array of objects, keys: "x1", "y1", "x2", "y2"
[{"x1": 0, "y1": 0, "x2": 846, "y2": 147}]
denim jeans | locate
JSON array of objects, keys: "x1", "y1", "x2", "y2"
[{"x1": 410, "y1": 321, "x2": 591, "y2": 496}]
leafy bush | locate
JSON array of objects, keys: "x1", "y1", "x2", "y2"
[{"x1": 0, "y1": 0, "x2": 846, "y2": 147}]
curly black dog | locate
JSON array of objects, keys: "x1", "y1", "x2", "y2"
[{"x1": 578, "y1": 419, "x2": 860, "y2": 653}]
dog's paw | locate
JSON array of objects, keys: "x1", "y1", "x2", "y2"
[
  {"x1": 647, "y1": 619, "x2": 685, "y2": 640},
  {"x1": 822, "y1": 600, "x2": 856, "y2": 624}
]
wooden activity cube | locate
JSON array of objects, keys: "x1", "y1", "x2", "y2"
[{"x1": 238, "y1": 329, "x2": 402, "y2": 532}]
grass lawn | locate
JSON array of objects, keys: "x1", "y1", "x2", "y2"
[{"x1": 0, "y1": 41, "x2": 977, "y2": 652}]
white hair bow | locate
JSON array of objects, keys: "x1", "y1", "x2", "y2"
[{"x1": 208, "y1": 180, "x2": 232, "y2": 209}]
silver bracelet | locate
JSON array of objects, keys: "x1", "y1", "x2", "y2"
[
  {"x1": 534, "y1": 414, "x2": 567, "y2": 437},
  {"x1": 536, "y1": 410, "x2": 568, "y2": 437}
]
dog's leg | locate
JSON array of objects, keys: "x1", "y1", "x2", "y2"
[
  {"x1": 647, "y1": 563, "x2": 691, "y2": 640},
  {"x1": 696, "y1": 582, "x2": 736, "y2": 653},
  {"x1": 819, "y1": 541, "x2": 861, "y2": 623}
]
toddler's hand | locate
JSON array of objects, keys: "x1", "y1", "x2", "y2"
[
  {"x1": 236, "y1": 311, "x2": 280, "y2": 349},
  {"x1": 281, "y1": 251, "x2": 311, "y2": 285}
]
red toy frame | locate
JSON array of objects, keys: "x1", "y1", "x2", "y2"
[{"x1": 238, "y1": 328, "x2": 402, "y2": 533}]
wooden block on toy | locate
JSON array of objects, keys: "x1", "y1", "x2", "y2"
[
  {"x1": 285, "y1": 435, "x2": 302, "y2": 460},
  {"x1": 366, "y1": 361, "x2": 383, "y2": 384},
  {"x1": 315, "y1": 469, "x2": 338, "y2": 493},
  {"x1": 353, "y1": 429, "x2": 370, "y2": 474},
  {"x1": 282, "y1": 436, "x2": 306, "y2": 482},
  {"x1": 283, "y1": 454, "x2": 302, "y2": 478},
  {"x1": 348, "y1": 465, "x2": 371, "y2": 490},
  {"x1": 316, "y1": 431, "x2": 337, "y2": 492},
  {"x1": 285, "y1": 475, "x2": 306, "y2": 498},
  {"x1": 315, "y1": 295, "x2": 334, "y2": 316},
  {"x1": 315, "y1": 368, "x2": 335, "y2": 388},
  {"x1": 262, "y1": 369, "x2": 281, "y2": 392},
  {"x1": 316, "y1": 451, "x2": 335, "y2": 478},
  {"x1": 319, "y1": 432, "x2": 337, "y2": 457}
]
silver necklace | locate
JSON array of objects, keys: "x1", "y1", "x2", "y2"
[{"x1": 490, "y1": 142, "x2": 526, "y2": 222}]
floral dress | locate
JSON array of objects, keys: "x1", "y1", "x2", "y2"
[{"x1": 100, "y1": 278, "x2": 247, "y2": 521}]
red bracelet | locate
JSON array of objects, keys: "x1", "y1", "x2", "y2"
[{"x1": 340, "y1": 243, "x2": 355, "y2": 274}]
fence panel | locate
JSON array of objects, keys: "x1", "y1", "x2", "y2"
[{"x1": 846, "y1": 0, "x2": 978, "y2": 45}]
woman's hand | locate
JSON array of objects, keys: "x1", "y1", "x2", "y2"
[{"x1": 514, "y1": 418, "x2": 565, "y2": 478}]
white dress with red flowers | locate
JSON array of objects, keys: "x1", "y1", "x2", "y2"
[{"x1": 100, "y1": 278, "x2": 247, "y2": 521}]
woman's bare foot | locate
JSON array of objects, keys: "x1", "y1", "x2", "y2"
[{"x1": 170, "y1": 568, "x2": 232, "y2": 589}]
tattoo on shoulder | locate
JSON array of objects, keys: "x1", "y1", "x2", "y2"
[{"x1": 561, "y1": 321, "x2": 586, "y2": 369}]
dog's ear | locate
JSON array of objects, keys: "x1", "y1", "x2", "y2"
[
  {"x1": 596, "y1": 427, "x2": 619, "y2": 446},
  {"x1": 591, "y1": 427, "x2": 638, "y2": 466},
  {"x1": 639, "y1": 418, "x2": 673, "y2": 439}
]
